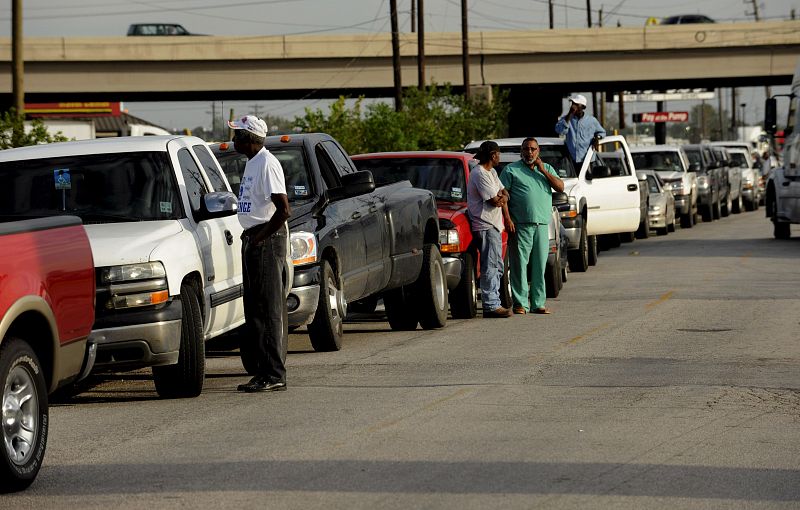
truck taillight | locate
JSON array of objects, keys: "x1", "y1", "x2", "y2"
[{"x1": 439, "y1": 229, "x2": 460, "y2": 252}]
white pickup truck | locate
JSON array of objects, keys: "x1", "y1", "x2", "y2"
[
  {"x1": 0, "y1": 136, "x2": 290, "y2": 398},
  {"x1": 631, "y1": 144, "x2": 698, "y2": 228}
]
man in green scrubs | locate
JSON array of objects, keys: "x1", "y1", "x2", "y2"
[{"x1": 499, "y1": 137, "x2": 564, "y2": 314}]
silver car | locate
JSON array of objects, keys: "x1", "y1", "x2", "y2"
[{"x1": 638, "y1": 170, "x2": 676, "y2": 236}]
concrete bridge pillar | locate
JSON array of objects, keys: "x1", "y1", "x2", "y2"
[{"x1": 507, "y1": 85, "x2": 564, "y2": 138}]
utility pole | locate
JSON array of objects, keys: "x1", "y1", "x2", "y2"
[
  {"x1": 747, "y1": 0, "x2": 771, "y2": 99},
  {"x1": 417, "y1": 0, "x2": 425, "y2": 89},
  {"x1": 586, "y1": 0, "x2": 592, "y2": 27},
  {"x1": 717, "y1": 88, "x2": 725, "y2": 139},
  {"x1": 599, "y1": 10, "x2": 605, "y2": 126},
  {"x1": 461, "y1": 0, "x2": 470, "y2": 98},
  {"x1": 548, "y1": 0, "x2": 554, "y2": 29},
  {"x1": 731, "y1": 87, "x2": 738, "y2": 139},
  {"x1": 12, "y1": 0, "x2": 24, "y2": 115},
  {"x1": 411, "y1": 0, "x2": 416, "y2": 32},
  {"x1": 390, "y1": 0, "x2": 403, "y2": 111}
]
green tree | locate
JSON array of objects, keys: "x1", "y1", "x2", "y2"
[{"x1": 0, "y1": 109, "x2": 68, "y2": 149}]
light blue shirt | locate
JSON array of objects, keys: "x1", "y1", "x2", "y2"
[{"x1": 555, "y1": 113, "x2": 606, "y2": 163}]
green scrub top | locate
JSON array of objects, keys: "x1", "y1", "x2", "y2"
[{"x1": 499, "y1": 160, "x2": 558, "y2": 224}]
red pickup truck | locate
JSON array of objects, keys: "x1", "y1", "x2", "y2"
[
  {"x1": 352, "y1": 151, "x2": 511, "y2": 318},
  {"x1": 0, "y1": 216, "x2": 95, "y2": 492}
]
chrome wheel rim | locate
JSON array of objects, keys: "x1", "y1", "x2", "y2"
[
  {"x1": 3, "y1": 364, "x2": 39, "y2": 466},
  {"x1": 432, "y1": 259, "x2": 446, "y2": 311},
  {"x1": 326, "y1": 274, "x2": 345, "y2": 333}
]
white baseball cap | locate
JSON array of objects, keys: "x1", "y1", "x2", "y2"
[
  {"x1": 569, "y1": 94, "x2": 588, "y2": 107},
  {"x1": 227, "y1": 115, "x2": 268, "y2": 138}
]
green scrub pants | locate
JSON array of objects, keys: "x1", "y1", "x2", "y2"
[{"x1": 509, "y1": 222, "x2": 549, "y2": 311}]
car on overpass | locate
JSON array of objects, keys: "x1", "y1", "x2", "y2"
[
  {"x1": 127, "y1": 23, "x2": 200, "y2": 36},
  {"x1": 660, "y1": 15, "x2": 715, "y2": 24}
]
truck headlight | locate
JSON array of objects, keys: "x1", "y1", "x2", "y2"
[
  {"x1": 697, "y1": 175, "x2": 709, "y2": 189},
  {"x1": 290, "y1": 231, "x2": 318, "y2": 266},
  {"x1": 439, "y1": 229, "x2": 460, "y2": 253},
  {"x1": 100, "y1": 262, "x2": 169, "y2": 310},
  {"x1": 559, "y1": 197, "x2": 578, "y2": 219},
  {"x1": 648, "y1": 205, "x2": 661, "y2": 212},
  {"x1": 670, "y1": 181, "x2": 685, "y2": 194}
]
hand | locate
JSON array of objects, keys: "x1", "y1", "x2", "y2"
[
  {"x1": 590, "y1": 136, "x2": 600, "y2": 151},
  {"x1": 505, "y1": 218, "x2": 515, "y2": 234},
  {"x1": 568, "y1": 104, "x2": 579, "y2": 117}
]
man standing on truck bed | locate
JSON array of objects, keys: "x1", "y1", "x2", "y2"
[
  {"x1": 555, "y1": 94, "x2": 606, "y2": 167},
  {"x1": 230, "y1": 115, "x2": 291, "y2": 393}
]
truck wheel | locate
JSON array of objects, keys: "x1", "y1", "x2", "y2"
[
  {"x1": 545, "y1": 260, "x2": 560, "y2": 298},
  {"x1": 308, "y1": 260, "x2": 345, "y2": 352},
  {"x1": 449, "y1": 252, "x2": 477, "y2": 319},
  {"x1": 587, "y1": 235, "x2": 598, "y2": 266},
  {"x1": 721, "y1": 194, "x2": 731, "y2": 217},
  {"x1": 500, "y1": 254, "x2": 513, "y2": 309},
  {"x1": 635, "y1": 219, "x2": 649, "y2": 239},
  {"x1": 681, "y1": 209, "x2": 695, "y2": 228},
  {"x1": 700, "y1": 204, "x2": 712, "y2": 222},
  {"x1": 153, "y1": 284, "x2": 205, "y2": 399},
  {"x1": 415, "y1": 244, "x2": 447, "y2": 330},
  {"x1": 712, "y1": 197, "x2": 721, "y2": 220},
  {"x1": 621, "y1": 231, "x2": 636, "y2": 243},
  {"x1": 567, "y1": 221, "x2": 589, "y2": 273},
  {"x1": 384, "y1": 286, "x2": 418, "y2": 331},
  {"x1": 0, "y1": 337, "x2": 48, "y2": 493},
  {"x1": 732, "y1": 193, "x2": 742, "y2": 214}
]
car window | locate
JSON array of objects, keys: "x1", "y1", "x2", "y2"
[
  {"x1": 729, "y1": 152, "x2": 749, "y2": 168},
  {"x1": 314, "y1": 144, "x2": 342, "y2": 189},
  {"x1": 215, "y1": 147, "x2": 313, "y2": 202},
  {"x1": 192, "y1": 144, "x2": 228, "y2": 192},
  {"x1": 684, "y1": 149, "x2": 702, "y2": 168},
  {"x1": 0, "y1": 151, "x2": 182, "y2": 223},
  {"x1": 354, "y1": 157, "x2": 467, "y2": 202},
  {"x1": 177, "y1": 148, "x2": 208, "y2": 218},
  {"x1": 321, "y1": 141, "x2": 354, "y2": 176},
  {"x1": 646, "y1": 175, "x2": 660, "y2": 193}
]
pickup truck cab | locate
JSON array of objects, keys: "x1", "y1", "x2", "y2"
[
  {"x1": 0, "y1": 216, "x2": 95, "y2": 492},
  {"x1": 709, "y1": 145, "x2": 742, "y2": 216},
  {"x1": 212, "y1": 134, "x2": 446, "y2": 350},
  {"x1": 683, "y1": 144, "x2": 724, "y2": 222},
  {"x1": 631, "y1": 145, "x2": 698, "y2": 228},
  {"x1": 0, "y1": 136, "x2": 250, "y2": 399}
]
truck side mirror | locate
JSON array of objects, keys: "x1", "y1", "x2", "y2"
[
  {"x1": 199, "y1": 191, "x2": 238, "y2": 219},
  {"x1": 340, "y1": 170, "x2": 376, "y2": 197},
  {"x1": 551, "y1": 192, "x2": 568, "y2": 206},
  {"x1": 764, "y1": 97, "x2": 777, "y2": 135}
]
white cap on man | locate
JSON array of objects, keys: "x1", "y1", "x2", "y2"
[
  {"x1": 569, "y1": 94, "x2": 588, "y2": 107},
  {"x1": 227, "y1": 115, "x2": 268, "y2": 138}
]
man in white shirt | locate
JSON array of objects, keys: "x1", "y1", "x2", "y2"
[{"x1": 230, "y1": 115, "x2": 291, "y2": 393}]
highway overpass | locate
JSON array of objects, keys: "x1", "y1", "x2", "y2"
[{"x1": 1, "y1": 20, "x2": 798, "y2": 134}]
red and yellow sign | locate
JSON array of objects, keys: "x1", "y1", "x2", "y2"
[{"x1": 25, "y1": 102, "x2": 122, "y2": 117}]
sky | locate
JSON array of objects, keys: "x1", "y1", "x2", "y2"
[{"x1": 0, "y1": 0, "x2": 797, "y2": 132}]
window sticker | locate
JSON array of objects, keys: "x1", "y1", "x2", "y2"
[
  {"x1": 159, "y1": 202, "x2": 173, "y2": 213},
  {"x1": 451, "y1": 187, "x2": 463, "y2": 199},
  {"x1": 54, "y1": 169, "x2": 71, "y2": 190},
  {"x1": 293, "y1": 185, "x2": 308, "y2": 196}
]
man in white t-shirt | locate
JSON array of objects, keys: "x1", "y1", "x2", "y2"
[{"x1": 230, "y1": 115, "x2": 291, "y2": 393}]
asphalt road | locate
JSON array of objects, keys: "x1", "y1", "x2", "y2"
[{"x1": 4, "y1": 210, "x2": 799, "y2": 509}]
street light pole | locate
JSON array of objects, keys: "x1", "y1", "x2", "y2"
[{"x1": 12, "y1": 0, "x2": 24, "y2": 115}]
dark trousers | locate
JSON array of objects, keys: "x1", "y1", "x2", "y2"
[{"x1": 241, "y1": 227, "x2": 288, "y2": 383}]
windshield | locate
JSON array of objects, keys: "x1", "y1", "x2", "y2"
[
  {"x1": 646, "y1": 175, "x2": 660, "y2": 193},
  {"x1": 216, "y1": 147, "x2": 313, "y2": 202},
  {"x1": 632, "y1": 152, "x2": 683, "y2": 172},
  {"x1": 0, "y1": 151, "x2": 182, "y2": 223},
  {"x1": 353, "y1": 157, "x2": 467, "y2": 201},
  {"x1": 495, "y1": 146, "x2": 577, "y2": 179},
  {"x1": 684, "y1": 149, "x2": 703, "y2": 169}
]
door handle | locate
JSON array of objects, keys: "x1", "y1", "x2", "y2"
[
  {"x1": 627, "y1": 184, "x2": 638, "y2": 192},
  {"x1": 369, "y1": 204, "x2": 378, "y2": 213},
  {"x1": 224, "y1": 230, "x2": 234, "y2": 245},
  {"x1": 351, "y1": 211, "x2": 362, "y2": 219}
]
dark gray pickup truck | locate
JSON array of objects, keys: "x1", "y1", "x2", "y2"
[{"x1": 211, "y1": 133, "x2": 447, "y2": 352}]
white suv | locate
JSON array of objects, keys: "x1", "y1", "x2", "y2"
[{"x1": 631, "y1": 145, "x2": 698, "y2": 228}]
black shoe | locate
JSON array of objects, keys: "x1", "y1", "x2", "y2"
[
  {"x1": 240, "y1": 377, "x2": 287, "y2": 393},
  {"x1": 237, "y1": 375, "x2": 265, "y2": 392}
]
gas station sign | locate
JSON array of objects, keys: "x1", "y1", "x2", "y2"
[{"x1": 632, "y1": 111, "x2": 689, "y2": 123}]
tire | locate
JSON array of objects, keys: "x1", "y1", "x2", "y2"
[
  {"x1": 713, "y1": 197, "x2": 721, "y2": 220},
  {"x1": 500, "y1": 253, "x2": 512, "y2": 309},
  {"x1": 721, "y1": 193, "x2": 731, "y2": 217},
  {"x1": 153, "y1": 283, "x2": 205, "y2": 399},
  {"x1": 701, "y1": 204, "x2": 712, "y2": 222},
  {"x1": 567, "y1": 221, "x2": 589, "y2": 273},
  {"x1": 0, "y1": 338, "x2": 48, "y2": 493},
  {"x1": 415, "y1": 244, "x2": 448, "y2": 330},
  {"x1": 774, "y1": 221, "x2": 791, "y2": 239},
  {"x1": 308, "y1": 260, "x2": 346, "y2": 352},
  {"x1": 545, "y1": 260, "x2": 560, "y2": 299},
  {"x1": 621, "y1": 231, "x2": 636, "y2": 243},
  {"x1": 656, "y1": 226, "x2": 668, "y2": 236},
  {"x1": 744, "y1": 199, "x2": 755, "y2": 212},
  {"x1": 732, "y1": 193, "x2": 742, "y2": 214},
  {"x1": 384, "y1": 286, "x2": 419, "y2": 331},
  {"x1": 668, "y1": 217, "x2": 676, "y2": 233},
  {"x1": 449, "y1": 252, "x2": 477, "y2": 319},
  {"x1": 681, "y1": 201, "x2": 695, "y2": 228},
  {"x1": 587, "y1": 234, "x2": 598, "y2": 266},
  {"x1": 635, "y1": 220, "x2": 649, "y2": 239}
]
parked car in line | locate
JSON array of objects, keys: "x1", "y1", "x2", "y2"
[
  {"x1": 465, "y1": 138, "x2": 597, "y2": 273},
  {"x1": 0, "y1": 136, "x2": 258, "y2": 398},
  {"x1": 127, "y1": 23, "x2": 200, "y2": 36},
  {"x1": 631, "y1": 145, "x2": 698, "y2": 228},
  {"x1": 212, "y1": 134, "x2": 447, "y2": 345},
  {"x1": 709, "y1": 145, "x2": 742, "y2": 216},
  {"x1": 683, "y1": 144, "x2": 724, "y2": 222},
  {"x1": 350, "y1": 151, "x2": 511, "y2": 318},
  {"x1": 726, "y1": 148, "x2": 761, "y2": 211},
  {"x1": 0, "y1": 216, "x2": 95, "y2": 492},
  {"x1": 597, "y1": 151, "x2": 645, "y2": 242},
  {"x1": 638, "y1": 170, "x2": 676, "y2": 236}
]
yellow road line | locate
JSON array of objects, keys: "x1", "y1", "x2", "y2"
[{"x1": 645, "y1": 290, "x2": 674, "y2": 310}]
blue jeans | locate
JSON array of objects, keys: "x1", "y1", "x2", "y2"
[{"x1": 474, "y1": 228, "x2": 503, "y2": 312}]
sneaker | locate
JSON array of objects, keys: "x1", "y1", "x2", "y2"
[{"x1": 484, "y1": 306, "x2": 512, "y2": 318}]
